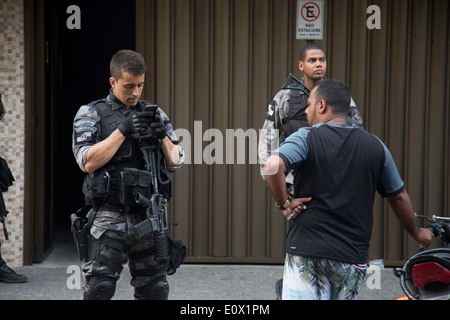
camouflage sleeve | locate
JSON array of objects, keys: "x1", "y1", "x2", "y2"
[
  {"x1": 349, "y1": 97, "x2": 364, "y2": 127},
  {"x1": 258, "y1": 118, "x2": 278, "y2": 179},
  {"x1": 258, "y1": 90, "x2": 290, "y2": 179},
  {"x1": 72, "y1": 105, "x2": 101, "y2": 173},
  {"x1": 157, "y1": 108, "x2": 185, "y2": 172}
]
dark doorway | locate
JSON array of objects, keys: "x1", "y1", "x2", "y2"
[{"x1": 44, "y1": 0, "x2": 136, "y2": 258}]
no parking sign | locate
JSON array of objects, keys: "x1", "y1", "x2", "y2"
[{"x1": 296, "y1": 0, "x2": 323, "y2": 40}]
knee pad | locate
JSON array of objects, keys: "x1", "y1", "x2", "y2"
[
  {"x1": 83, "y1": 276, "x2": 117, "y2": 300},
  {"x1": 134, "y1": 276, "x2": 169, "y2": 300}
]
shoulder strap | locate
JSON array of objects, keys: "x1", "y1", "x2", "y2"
[{"x1": 89, "y1": 99, "x2": 117, "y2": 137}]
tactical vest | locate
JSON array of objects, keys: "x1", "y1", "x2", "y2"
[
  {"x1": 93, "y1": 98, "x2": 145, "y2": 169},
  {"x1": 280, "y1": 89, "x2": 309, "y2": 139},
  {"x1": 82, "y1": 99, "x2": 172, "y2": 206}
]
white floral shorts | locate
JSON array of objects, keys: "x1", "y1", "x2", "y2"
[{"x1": 282, "y1": 254, "x2": 367, "y2": 300}]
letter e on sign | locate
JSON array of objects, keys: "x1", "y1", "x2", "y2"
[{"x1": 296, "y1": 0, "x2": 323, "y2": 40}]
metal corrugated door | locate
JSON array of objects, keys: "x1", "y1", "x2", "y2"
[{"x1": 136, "y1": 0, "x2": 450, "y2": 266}]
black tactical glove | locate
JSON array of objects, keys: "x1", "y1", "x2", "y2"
[
  {"x1": 118, "y1": 112, "x2": 154, "y2": 137},
  {"x1": 150, "y1": 111, "x2": 167, "y2": 140}
]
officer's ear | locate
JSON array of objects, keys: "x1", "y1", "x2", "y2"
[
  {"x1": 298, "y1": 60, "x2": 304, "y2": 72},
  {"x1": 109, "y1": 77, "x2": 117, "y2": 90}
]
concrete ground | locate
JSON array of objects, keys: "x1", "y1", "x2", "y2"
[{"x1": 0, "y1": 233, "x2": 405, "y2": 301}]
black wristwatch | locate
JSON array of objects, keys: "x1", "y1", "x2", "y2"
[{"x1": 276, "y1": 196, "x2": 292, "y2": 210}]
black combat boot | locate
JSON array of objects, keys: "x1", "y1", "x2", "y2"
[{"x1": 0, "y1": 261, "x2": 28, "y2": 283}]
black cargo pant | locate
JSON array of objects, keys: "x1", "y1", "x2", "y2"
[{"x1": 82, "y1": 219, "x2": 168, "y2": 298}]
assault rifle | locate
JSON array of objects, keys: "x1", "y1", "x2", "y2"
[
  {"x1": 281, "y1": 73, "x2": 362, "y2": 129},
  {"x1": 130, "y1": 105, "x2": 172, "y2": 266},
  {"x1": 281, "y1": 73, "x2": 312, "y2": 95}
]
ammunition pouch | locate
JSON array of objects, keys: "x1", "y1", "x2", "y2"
[
  {"x1": 167, "y1": 235, "x2": 189, "y2": 275},
  {"x1": 82, "y1": 169, "x2": 119, "y2": 205},
  {"x1": 120, "y1": 168, "x2": 152, "y2": 205},
  {"x1": 83, "y1": 168, "x2": 154, "y2": 207}
]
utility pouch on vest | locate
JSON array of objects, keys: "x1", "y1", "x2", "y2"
[
  {"x1": 83, "y1": 167, "x2": 152, "y2": 206},
  {"x1": 83, "y1": 169, "x2": 112, "y2": 204},
  {"x1": 119, "y1": 168, "x2": 152, "y2": 205}
]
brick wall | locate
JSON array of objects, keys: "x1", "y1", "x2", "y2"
[{"x1": 0, "y1": 0, "x2": 26, "y2": 267}]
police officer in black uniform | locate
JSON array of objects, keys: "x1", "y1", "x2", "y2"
[
  {"x1": 0, "y1": 93, "x2": 27, "y2": 283},
  {"x1": 72, "y1": 50, "x2": 184, "y2": 300}
]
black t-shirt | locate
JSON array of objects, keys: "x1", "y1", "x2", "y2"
[{"x1": 277, "y1": 124, "x2": 404, "y2": 264}]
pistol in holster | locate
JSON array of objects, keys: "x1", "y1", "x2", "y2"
[{"x1": 70, "y1": 206, "x2": 93, "y2": 261}]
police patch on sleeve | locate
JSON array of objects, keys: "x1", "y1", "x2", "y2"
[
  {"x1": 267, "y1": 104, "x2": 275, "y2": 117},
  {"x1": 74, "y1": 118, "x2": 97, "y2": 143},
  {"x1": 77, "y1": 132, "x2": 94, "y2": 143}
]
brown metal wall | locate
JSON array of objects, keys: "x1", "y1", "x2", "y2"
[{"x1": 136, "y1": 0, "x2": 450, "y2": 266}]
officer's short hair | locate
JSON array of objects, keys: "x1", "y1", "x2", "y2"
[
  {"x1": 110, "y1": 50, "x2": 146, "y2": 79},
  {"x1": 300, "y1": 44, "x2": 324, "y2": 62},
  {"x1": 314, "y1": 79, "x2": 351, "y2": 115}
]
